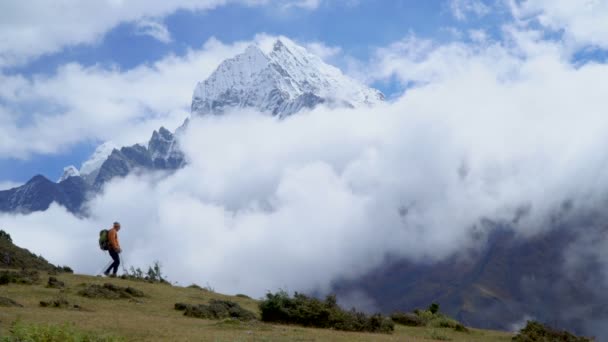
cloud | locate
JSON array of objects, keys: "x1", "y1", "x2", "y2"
[
  {"x1": 0, "y1": 0, "x2": 326, "y2": 68},
  {"x1": 0, "y1": 36, "x2": 269, "y2": 159},
  {"x1": 0, "y1": 34, "x2": 349, "y2": 160},
  {"x1": 0, "y1": 181, "x2": 21, "y2": 191},
  {"x1": 449, "y1": 0, "x2": 490, "y2": 21},
  {"x1": 281, "y1": 0, "x2": 322, "y2": 10},
  {"x1": 0, "y1": 1, "x2": 223, "y2": 67},
  {"x1": 3, "y1": 30, "x2": 608, "y2": 303},
  {"x1": 304, "y1": 42, "x2": 342, "y2": 61},
  {"x1": 134, "y1": 18, "x2": 172, "y2": 43},
  {"x1": 510, "y1": 0, "x2": 608, "y2": 50}
]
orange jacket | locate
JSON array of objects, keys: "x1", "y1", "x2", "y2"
[{"x1": 108, "y1": 228, "x2": 121, "y2": 251}]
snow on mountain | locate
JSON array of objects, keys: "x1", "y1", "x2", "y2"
[
  {"x1": 191, "y1": 38, "x2": 384, "y2": 116},
  {"x1": 80, "y1": 142, "x2": 118, "y2": 176},
  {"x1": 57, "y1": 165, "x2": 80, "y2": 182}
]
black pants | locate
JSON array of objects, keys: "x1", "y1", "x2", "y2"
[{"x1": 105, "y1": 249, "x2": 120, "y2": 275}]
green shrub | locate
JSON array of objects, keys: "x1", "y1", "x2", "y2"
[
  {"x1": 59, "y1": 266, "x2": 74, "y2": 273},
  {"x1": 121, "y1": 261, "x2": 169, "y2": 284},
  {"x1": 0, "y1": 270, "x2": 40, "y2": 285},
  {"x1": 391, "y1": 312, "x2": 425, "y2": 326},
  {"x1": 391, "y1": 306, "x2": 469, "y2": 333},
  {"x1": 175, "y1": 299, "x2": 256, "y2": 321},
  {"x1": 512, "y1": 321, "x2": 592, "y2": 342},
  {"x1": 2, "y1": 321, "x2": 124, "y2": 342},
  {"x1": 259, "y1": 291, "x2": 394, "y2": 333},
  {"x1": 235, "y1": 294, "x2": 251, "y2": 299},
  {"x1": 429, "y1": 329, "x2": 452, "y2": 341}
]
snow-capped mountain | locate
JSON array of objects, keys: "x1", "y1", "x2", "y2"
[
  {"x1": 192, "y1": 38, "x2": 384, "y2": 116},
  {"x1": 90, "y1": 127, "x2": 185, "y2": 189},
  {"x1": 57, "y1": 166, "x2": 80, "y2": 183},
  {"x1": 79, "y1": 142, "x2": 117, "y2": 181},
  {"x1": 2, "y1": 38, "x2": 383, "y2": 215}
]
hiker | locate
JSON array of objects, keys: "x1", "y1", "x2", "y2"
[{"x1": 104, "y1": 222, "x2": 122, "y2": 277}]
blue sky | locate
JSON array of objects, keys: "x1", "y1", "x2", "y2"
[{"x1": 0, "y1": 0, "x2": 607, "y2": 186}]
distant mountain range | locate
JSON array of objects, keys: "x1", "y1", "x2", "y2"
[{"x1": 0, "y1": 38, "x2": 379, "y2": 214}]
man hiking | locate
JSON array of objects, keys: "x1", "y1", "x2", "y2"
[{"x1": 104, "y1": 222, "x2": 122, "y2": 277}]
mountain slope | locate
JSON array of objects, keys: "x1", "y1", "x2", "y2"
[
  {"x1": 0, "y1": 230, "x2": 61, "y2": 271},
  {"x1": 0, "y1": 175, "x2": 89, "y2": 214},
  {"x1": 333, "y1": 221, "x2": 607, "y2": 337}
]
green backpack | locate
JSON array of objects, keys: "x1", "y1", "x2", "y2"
[{"x1": 99, "y1": 229, "x2": 109, "y2": 251}]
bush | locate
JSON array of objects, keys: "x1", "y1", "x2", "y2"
[
  {"x1": 392, "y1": 306, "x2": 468, "y2": 333},
  {"x1": 121, "y1": 262, "x2": 169, "y2": 284},
  {"x1": 391, "y1": 312, "x2": 425, "y2": 326},
  {"x1": 175, "y1": 299, "x2": 256, "y2": 321},
  {"x1": 0, "y1": 296, "x2": 22, "y2": 307},
  {"x1": 59, "y1": 265, "x2": 74, "y2": 273},
  {"x1": 512, "y1": 321, "x2": 592, "y2": 342},
  {"x1": 0, "y1": 270, "x2": 40, "y2": 285},
  {"x1": 47, "y1": 276, "x2": 65, "y2": 289},
  {"x1": 2, "y1": 321, "x2": 124, "y2": 342},
  {"x1": 259, "y1": 291, "x2": 394, "y2": 333},
  {"x1": 0, "y1": 230, "x2": 12, "y2": 243}
]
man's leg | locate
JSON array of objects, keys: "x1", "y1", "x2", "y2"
[
  {"x1": 111, "y1": 250, "x2": 120, "y2": 275},
  {"x1": 105, "y1": 249, "x2": 120, "y2": 275}
]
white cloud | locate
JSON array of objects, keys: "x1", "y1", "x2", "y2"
[
  {"x1": 3, "y1": 32, "x2": 608, "y2": 299},
  {"x1": 0, "y1": 34, "x2": 346, "y2": 160},
  {"x1": 0, "y1": 36, "x2": 264, "y2": 159},
  {"x1": 0, "y1": 181, "x2": 21, "y2": 191},
  {"x1": 305, "y1": 42, "x2": 341, "y2": 60},
  {"x1": 281, "y1": 0, "x2": 322, "y2": 10},
  {"x1": 0, "y1": 0, "x2": 326, "y2": 67},
  {"x1": 0, "y1": 1, "x2": 223, "y2": 67},
  {"x1": 511, "y1": 0, "x2": 608, "y2": 50},
  {"x1": 134, "y1": 18, "x2": 172, "y2": 43},
  {"x1": 449, "y1": 0, "x2": 490, "y2": 21}
]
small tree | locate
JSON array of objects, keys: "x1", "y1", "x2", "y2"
[
  {"x1": 428, "y1": 303, "x2": 440, "y2": 315},
  {"x1": 146, "y1": 261, "x2": 164, "y2": 282}
]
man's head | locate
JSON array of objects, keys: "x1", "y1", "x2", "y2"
[{"x1": 113, "y1": 222, "x2": 121, "y2": 231}]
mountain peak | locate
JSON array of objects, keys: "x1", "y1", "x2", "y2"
[
  {"x1": 272, "y1": 39, "x2": 287, "y2": 51},
  {"x1": 191, "y1": 38, "x2": 384, "y2": 117},
  {"x1": 58, "y1": 165, "x2": 80, "y2": 183}
]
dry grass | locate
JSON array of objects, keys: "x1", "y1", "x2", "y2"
[{"x1": 0, "y1": 271, "x2": 513, "y2": 341}]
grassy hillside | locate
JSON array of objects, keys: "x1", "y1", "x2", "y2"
[
  {"x1": 0, "y1": 230, "x2": 70, "y2": 272},
  {"x1": 0, "y1": 271, "x2": 515, "y2": 341}
]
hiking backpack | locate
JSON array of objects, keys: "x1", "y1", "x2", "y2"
[{"x1": 99, "y1": 229, "x2": 109, "y2": 251}]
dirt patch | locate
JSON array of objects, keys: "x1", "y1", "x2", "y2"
[
  {"x1": 175, "y1": 299, "x2": 256, "y2": 321},
  {"x1": 0, "y1": 270, "x2": 40, "y2": 285},
  {"x1": 46, "y1": 276, "x2": 65, "y2": 289},
  {"x1": 78, "y1": 283, "x2": 144, "y2": 300},
  {"x1": 0, "y1": 296, "x2": 23, "y2": 307}
]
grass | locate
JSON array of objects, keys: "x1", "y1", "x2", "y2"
[{"x1": 0, "y1": 270, "x2": 514, "y2": 341}]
